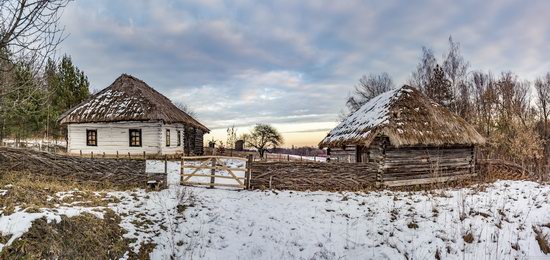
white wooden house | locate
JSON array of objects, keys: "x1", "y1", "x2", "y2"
[{"x1": 58, "y1": 74, "x2": 209, "y2": 155}]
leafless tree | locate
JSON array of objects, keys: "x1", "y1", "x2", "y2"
[
  {"x1": 0, "y1": 0, "x2": 71, "y2": 68},
  {"x1": 471, "y1": 71, "x2": 496, "y2": 137},
  {"x1": 535, "y1": 73, "x2": 550, "y2": 180},
  {"x1": 242, "y1": 124, "x2": 283, "y2": 159},
  {"x1": 408, "y1": 46, "x2": 436, "y2": 92},
  {"x1": 346, "y1": 72, "x2": 394, "y2": 113},
  {"x1": 174, "y1": 101, "x2": 197, "y2": 118},
  {"x1": 442, "y1": 36, "x2": 471, "y2": 118}
]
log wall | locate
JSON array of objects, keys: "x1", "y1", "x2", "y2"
[
  {"x1": 328, "y1": 145, "x2": 357, "y2": 163},
  {"x1": 250, "y1": 161, "x2": 377, "y2": 191},
  {"x1": 382, "y1": 146, "x2": 475, "y2": 182}
]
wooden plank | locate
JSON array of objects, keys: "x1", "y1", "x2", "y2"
[
  {"x1": 182, "y1": 181, "x2": 245, "y2": 188},
  {"x1": 383, "y1": 173, "x2": 477, "y2": 187},
  {"x1": 182, "y1": 155, "x2": 248, "y2": 161},
  {"x1": 218, "y1": 160, "x2": 245, "y2": 186},
  {"x1": 182, "y1": 165, "x2": 246, "y2": 171},
  {"x1": 182, "y1": 159, "x2": 211, "y2": 181},
  {"x1": 181, "y1": 174, "x2": 246, "y2": 180},
  {"x1": 383, "y1": 171, "x2": 472, "y2": 181}
]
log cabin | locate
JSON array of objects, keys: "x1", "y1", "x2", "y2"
[
  {"x1": 58, "y1": 74, "x2": 209, "y2": 156},
  {"x1": 319, "y1": 85, "x2": 485, "y2": 186}
]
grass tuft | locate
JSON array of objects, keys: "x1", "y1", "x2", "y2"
[{"x1": 1, "y1": 209, "x2": 130, "y2": 259}]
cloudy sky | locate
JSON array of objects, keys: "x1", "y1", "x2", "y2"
[{"x1": 58, "y1": 0, "x2": 550, "y2": 147}]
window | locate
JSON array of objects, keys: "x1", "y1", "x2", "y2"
[
  {"x1": 129, "y1": 129, "x2": 142, "y2": 147},
  {"x1": 86, "y1": 130, "x2": 97, "y2": 146},
  {"x1": 177, "y1": 130, "x2": 181, "y2": 146},
  {"x1": 166, "y1": 129, "x2": 170, "y2": 147}
]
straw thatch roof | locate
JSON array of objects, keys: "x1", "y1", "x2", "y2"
[
  {"x1": 58, "y1": 74, "x2": 209, "y2": 132},
  {"x1": 319, "y1": 85, "x2": 485, "y2": 148}
]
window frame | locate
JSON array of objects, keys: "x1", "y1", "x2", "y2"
[
  {"x1": 86, "y1": 129, "x2": 97, "y2": 146},
  {"x1": 166, "y1": 129, "x2": 171, "y2": 147},
  {"x1": 129, "y1": 129, "x2": 142, "y2": 147},
  {"x1": 177, "y1": 130, "x2": 181, "y2": 146}
]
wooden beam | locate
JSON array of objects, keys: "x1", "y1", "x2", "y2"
[
  {"x1": 383, "y1": 173, "x2": 477, "y2": 187},
  {"x1": 180, "y1": 174, "x2": 246, "y2": 180},
  {"x1": 182, "y1": 181, "x2": 245, "y2": 188}
]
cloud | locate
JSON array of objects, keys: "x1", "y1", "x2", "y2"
[{"x1": 57, "y1": 0, "x2": 550, "y2": 145}]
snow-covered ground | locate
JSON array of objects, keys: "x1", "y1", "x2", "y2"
[{"x1": 1, "y1": 181, "x2": 550, "y2": 259}]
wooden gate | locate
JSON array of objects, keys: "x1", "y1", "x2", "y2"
[{"x1": 181, "y1": 156, "x2": 252, "y2": 189}]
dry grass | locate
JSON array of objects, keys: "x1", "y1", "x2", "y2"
[
  {"x1": 0, "y1": 171, "x2": 119, "y2": 214},
  {"x1": 533, "y1": 226, "x2": 550, "y2": 254},
  {"x1": 0, "y1": 209, "x2": 130, "y2": 259},
  {"x1": 463, "y1": 232, "x2": 474, "y2": 244}
]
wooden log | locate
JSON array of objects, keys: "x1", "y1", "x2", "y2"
[
  {"x1": 384, "y1": 173, "x2": 476, "y2": 187},
  {"x1": 209, "y1": 157, "x2": 216, "y2": 189}
]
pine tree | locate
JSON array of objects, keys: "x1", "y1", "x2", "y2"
[
  {"x1": 47, "y1": 55, "x2": 90, "y2": 139},
  {"x1": 426, "y1": 64, "x2": 453, "y2": 107}
]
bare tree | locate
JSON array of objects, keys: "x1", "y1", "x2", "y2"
[
  {"x1": 0, "y1": 0, "x2": 71, "y2": 68},
  {"x1": 346, "y1": 72, "x2": 394, "y2": 113},
  {"x1": 471, "y1": 71, "x2": 496, "y2": 137},
  {"x1": 242, "y1": 124, "x2": 283, "y2": 159},
  {"x1": 535, "y1": 73, "x2": 550, "y2": 180},
  {"x1": 442, "y1": 36, "x2": 471, "y2": 118},
  {"x1": 408, "y1": 46, "x2": 437, "y2": 92},
  {"x1": 174, "y1": 101, "x2": 197, "y2": 118}
]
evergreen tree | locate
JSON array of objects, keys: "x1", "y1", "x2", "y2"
[
  {"x1": 47, "y1": 55, "x2": 90, "y2": 139},
  {"x1": 425, "y1": 64, "x2": 453, "y2": 106}
]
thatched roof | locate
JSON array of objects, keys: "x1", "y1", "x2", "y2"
[
  {"x1": 58, "y1": 74, "x2": 209, "y2": 132},
  {"x1": 319, "y1": 85, "x2": 485, "y2": 148}
]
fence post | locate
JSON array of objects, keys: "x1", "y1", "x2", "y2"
[
  {"x1": 80, "y1": 150, "x2": 82, "y2": 157},
  {"x1": 128, "y1": 152, "x2": 131, "y2": 159},
  {"x1": 164, "y1": 155, "x2": 168, "y2": 175},
  {"x1": 209, "y1": 157, "x2": 216, "y2": 189},
  {"x1": 245, "y1": 154, "x2": 253, "y2": 189},
  {"x1": 143, "y1": 151, "x2": 146, "y2": 160},
  {"x1": 181, "y1": 157, "x2": 185, "y2": 185},
  {"x1": 287, "y1": 154, "x2": 290, "y2": 161},
  {"x1": 116, "y1": 151, "x2": 119, "y2": 160},
  {"x1": 91, "y1": 151, "x2": 93, "y2": 159},
  {"x1": 103, "y1": 152, "x2": 105, "y2": 158}
]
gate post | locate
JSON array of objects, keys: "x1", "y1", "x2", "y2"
[
  {"x1": 209, "y1": 157, "x2": 216, "y2": 189},
  {"x1": 245, "y1": 154, "x2": 253, "y2": 189}
]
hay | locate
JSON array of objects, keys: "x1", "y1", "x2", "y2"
[
  {"x1": 0, "y1": 210, "x2": 130, "y2": 259},
  {"x1": 58, "y1": 74, "x2": 209, "y2": 132},
  {"x1": 320, "y1": 85, "x2": 485, "y2": 148},
  {"x1": 0, "y1": 171, "x2": 118, "y2": 214}
]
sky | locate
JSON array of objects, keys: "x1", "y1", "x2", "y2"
[{"x1": 57, "y1": 0, "x2": 550, "y2": 147}]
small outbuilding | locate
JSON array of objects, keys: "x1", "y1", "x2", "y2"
[
  {"x1": 319, "y1": 85, "x2": 485, "y2": 186},
  {"x1": 59, "y1": 74, "x2": 209, "y2": 156}
]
